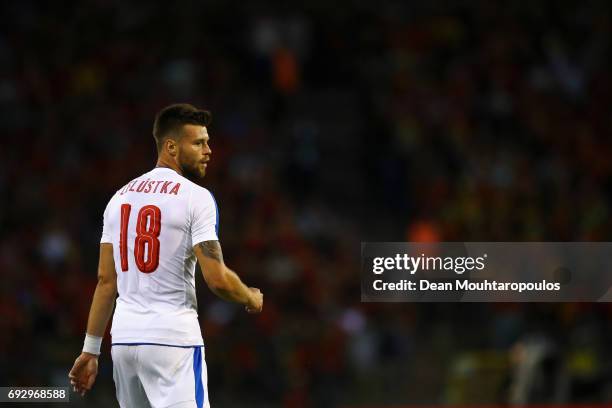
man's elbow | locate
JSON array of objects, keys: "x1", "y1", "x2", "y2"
[
  {"x1": 205, "y1": 269, "x2": 230, "y2": 293},
  {"x1": 97, "y1": 274, "x2": 117, "y2": 294},
  {"x1": 207, "y1": 278, "x2": 229, "y2": 294}
]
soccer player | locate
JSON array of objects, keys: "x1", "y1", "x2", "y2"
[{"x1": 68, "y1": 104, "x2": 263, "y2": 408}]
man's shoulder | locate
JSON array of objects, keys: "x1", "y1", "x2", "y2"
[
  {"x1": 188, "y1": 184, "x2": 218, "y2": 216},
  {"x1": 189, "y1": 182, "x2": 214, "y2": 198}
]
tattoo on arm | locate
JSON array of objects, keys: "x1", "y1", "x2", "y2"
[{"x1": 198, "y1": 241, "x2": 224, "y2": 263}]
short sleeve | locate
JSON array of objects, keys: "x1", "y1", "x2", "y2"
[
  {"x1": 191, "y1": 187, "x2": 219, "y2": 246},
  {"x1": 100, "y1": 200, "x2": 113, "y2": 244}
]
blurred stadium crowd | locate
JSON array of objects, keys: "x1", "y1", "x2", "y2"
[{"x1": 1, "y1": 1, "x2": 612, "y2": 406}]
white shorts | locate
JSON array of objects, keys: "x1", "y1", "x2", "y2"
[{"x1": 111, "y1": 344, "x2": 210, "y2": 408}]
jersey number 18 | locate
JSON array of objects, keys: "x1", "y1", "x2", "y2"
[{"x1": 119, "y1": 204, "x2": 161, "y2": 273}]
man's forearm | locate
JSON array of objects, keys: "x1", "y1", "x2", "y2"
[
  {"x1": 210, "y1": 267, "x2": 253, "y2": 305},
  {"x1": 85, "y1": 282, "x2": 117, "y2": 337},
  {"x1": 195, "y1": 240, "x2": 254, "y2": 306}
]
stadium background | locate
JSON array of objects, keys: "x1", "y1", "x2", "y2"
[{"x1": 1, "y1": 1, "x2": 611, "y2": 406}]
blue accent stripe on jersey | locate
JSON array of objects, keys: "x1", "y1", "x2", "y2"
[
  {"x1": 111, "y1": 342, "x2": 204, "y2": 348},
  {"x1": 209, "y1": 191, "x2": 219, "y2": 236},
  {"x1": 193, "y1": 346, "x2": 204, "y2": 408}
]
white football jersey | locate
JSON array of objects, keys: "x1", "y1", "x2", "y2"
[{"x1": 100, "y1": 167, "x2": 218, "y2": 346}]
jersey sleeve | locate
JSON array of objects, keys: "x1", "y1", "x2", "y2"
[
  {"x1": 100, "y1": 199, "x2": 113, "y2": 244},
  {"x1": 191, "y1": 187, "x2": 219, "y2": 246}
]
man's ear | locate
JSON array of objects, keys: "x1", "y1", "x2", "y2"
[{"x1": 165, "y1": 138, "x2": 178, "y2": 157}]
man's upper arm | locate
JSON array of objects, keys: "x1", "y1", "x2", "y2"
[
  {"x1": 98, "y1": 243, "x2": 117, "y2": 288},
  {"x1": 191, "y1": 188, "x2": 219, "y2": 245},
  {"x1": 193, "y1": 240, "x2": 226, "y2": 289},
  {"x1": 190, "y1": 185, "x2": 222, "y2": 288}
]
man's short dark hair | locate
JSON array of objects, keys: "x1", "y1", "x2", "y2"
[{"x1": 152, "y1": 103, "x2": 211, "y2": 151}]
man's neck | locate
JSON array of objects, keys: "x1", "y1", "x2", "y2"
[{"x1": 155, "y1": 158, "x2": 183, "y2": 176}]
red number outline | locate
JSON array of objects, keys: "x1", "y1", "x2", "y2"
[
  {"x1": 120, "y1": 204, "x2": 131, "y2": 271},
  {"x1": 119, "y1": 204, "x2": 162, "y2": 273}
]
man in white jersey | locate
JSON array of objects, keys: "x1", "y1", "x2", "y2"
[{"x1": 68, "y1": 103, "x2": 263, "y2": 408}]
